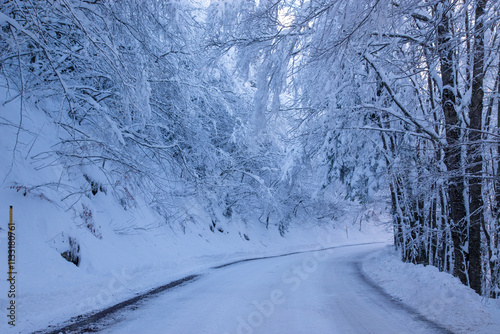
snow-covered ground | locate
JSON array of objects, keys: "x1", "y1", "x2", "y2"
[
  {"x1": 363, "y1": 246, "x2": 500, "y2": 334},
  {"x1": 0, "y1": 83, "x2": 391, "y2": 333},
  {"x1": 0, "y1": 203, "x2": 388, "y2": 334}
]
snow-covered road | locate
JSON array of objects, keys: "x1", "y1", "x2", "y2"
[{"x1": 91, "y1": 243, "x2": 449, "y2": 333}]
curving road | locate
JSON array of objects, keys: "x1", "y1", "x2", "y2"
[{"x1": 90, "y1": 243, "x2": 451, "y2": 334}]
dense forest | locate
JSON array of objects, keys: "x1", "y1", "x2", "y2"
[{"x1": 1, "y1": 0, "x2": 499, "y2": 298}]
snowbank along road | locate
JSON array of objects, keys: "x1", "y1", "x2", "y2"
[{"x1": 41, "y1": 243, "x2": 453, "y2": 334}]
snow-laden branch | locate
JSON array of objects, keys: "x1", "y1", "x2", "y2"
[
  {"x1": 362, "y1": 53, "x2": 440, "y2": 143},
  {"x1": 0, "y1": 11, "x2": 76, "y2": 115},
  {"x1": 343, "y1": 126, "x2": 437, "y2": 140},
  {"x1": 370, "y1": 32, "x2": 427, "y2": 46},
  {"x1": 220, "y1": 168, "x2": 273, "y2": 199}
]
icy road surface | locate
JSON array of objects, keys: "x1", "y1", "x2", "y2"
[{"x1": 98, "y1": 243, "x2": 450, "y2": 334}]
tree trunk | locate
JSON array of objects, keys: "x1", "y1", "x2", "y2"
[
  {"x1": 436, "y1": 0, "x2": 468, "y2": 285},
  {"x1": 468, "y1": 0, "x2": 488, "y2": 295}
]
